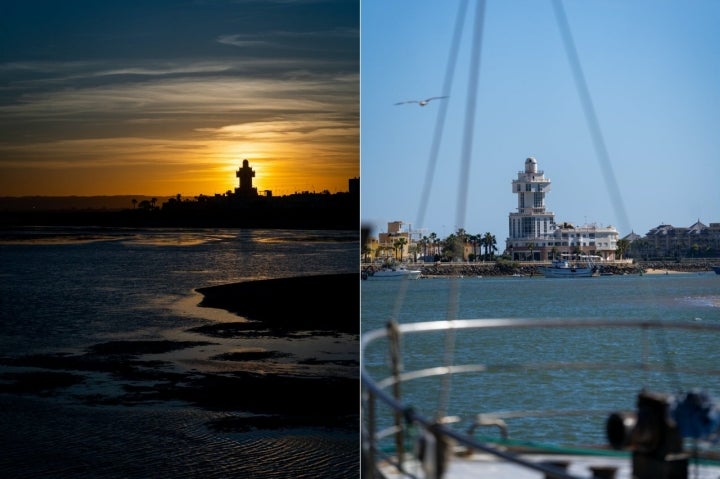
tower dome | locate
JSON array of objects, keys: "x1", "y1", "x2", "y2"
[{"x1": 525, "y1": 157, "x2": 538, "y2": 174}]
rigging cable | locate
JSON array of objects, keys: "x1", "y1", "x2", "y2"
[
  {"x1": 414, "y1": 0, "x2": 468, "y2": 231},
  {"x1": 551, "y1": 0, "x2": 631, "y2": 236},
  {"x1": 553, "y1": 0, "x2": 687, "y2": 392},
  {"x1": 438, "y1": 0, "x2": 487, "y2": 422}
]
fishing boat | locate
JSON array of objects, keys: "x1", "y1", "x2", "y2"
[
  {"x1": 362, "y1": 263, "x2": 422, "y2": 280},
  {"x1": 540, "y1": 258, "x2": 597, "y2": 278}
]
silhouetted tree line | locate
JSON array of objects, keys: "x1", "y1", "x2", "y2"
[{"x1": 0, "y1": 191, "x2": 359, "y2": 230}]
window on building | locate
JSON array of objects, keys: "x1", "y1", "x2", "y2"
[
  {"x1": 534, "y1": 192, "x2": 543, "y2": 208},
  {"x1": 522, "y1": 217, "x2": 534, "y2": 237}
]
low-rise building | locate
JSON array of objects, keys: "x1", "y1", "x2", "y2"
[
  {"x1": 628, "y1": 221, "x2": 720, "y2": 259},
  {"x1": 375, "y1": 221, "x2": 414, "y2": 262}
]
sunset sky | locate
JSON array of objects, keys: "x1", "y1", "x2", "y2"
[{"x1": 0, "y1": 0, "x2": 359, "y2": 197}]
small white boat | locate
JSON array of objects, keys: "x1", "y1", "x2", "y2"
[
  {"x1": 540, "y1": 259, "x2": 597, "y2": 278},
  {"x1": 362, "y1": 264, "x2": 421, "y2": 280}
]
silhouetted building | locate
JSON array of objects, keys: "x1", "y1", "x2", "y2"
[
  {"x1": 349, "y1": 177, "x2": 359, "y2": 195},
  {"x1": 235, "y1": 159, "x2": 258, "y2": 197}
]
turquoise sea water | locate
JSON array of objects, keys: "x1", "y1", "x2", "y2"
[{"x1": 362, "y1": 273, "x2": 720, "y2": 447}]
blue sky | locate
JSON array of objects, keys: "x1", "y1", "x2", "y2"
[
  {"x1": 361, "y1": 0, "x2": 719, "y2": 245},
  {"x1": 0, "y1": 0, "x2": 358, "y2": 196}
]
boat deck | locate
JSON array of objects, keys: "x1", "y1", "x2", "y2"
[
  {"x1": 363, "y1": 319, "x2": 720, "y2": 479},
  {"x1": 377, "y1": 449, "x2": 720, "y2": 479}
]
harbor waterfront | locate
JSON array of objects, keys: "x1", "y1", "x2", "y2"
[
  {"x1": 361, "y1": 272, "x2": 720, "y2": 452},
  {"x1": 365, "y1": 259, "x2": 716, "y2": 278}
]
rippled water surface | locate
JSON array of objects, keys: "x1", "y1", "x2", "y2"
[
  {"x1": 0, "y1": 227, "x2": 359, "y2": 478},
  {"x1": 362, "y1": 273, "x2": 720, "y2": 447}
]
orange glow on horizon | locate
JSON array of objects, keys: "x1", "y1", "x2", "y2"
[
  {"x1": 0, "y1": 17, "x2": 359, "y2": 198},
  {"x1": 0, "y1": 132, "x2": 358, "y2": 197}
]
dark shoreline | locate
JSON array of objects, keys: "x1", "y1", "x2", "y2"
[{"x1": 196, "y1": 273, "x2": 359, "y2": 334}]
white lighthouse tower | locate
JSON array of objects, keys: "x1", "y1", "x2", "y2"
[
  {"x1": 506, "y1": 156, "x2": 619, "y2": 262},
  {"x1": 507, "y1": 157, "x2": 555, "y2": 260}
]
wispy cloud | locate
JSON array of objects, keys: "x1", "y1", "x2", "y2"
[
  {"x1": 197, "y1": 119, "x2": 357, "y2": 141},
  {"x1": 0, "y1": 0, "x2": 358, "y2": 195},
  {"x1": 217, "y1": 26, "x2": 358, "y2": 48},
  {"x1": 216, "y1": 35, "x2": 270, "y2": 48}
]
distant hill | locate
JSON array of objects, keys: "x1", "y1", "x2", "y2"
[{"x1": 0, "y1": 196, "x2": 173, "y2": 211}]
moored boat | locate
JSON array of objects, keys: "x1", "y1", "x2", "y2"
[
  {"x1": 539, "y1": 258, "x2": 597, "y2": 278},
  {"x1": 362, "y1": 264, "x2": 422, "y2": 280}
]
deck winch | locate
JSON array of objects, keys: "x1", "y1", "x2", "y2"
[{"x1": 606, "y1": 389, "x2": 720, "y2": 479}]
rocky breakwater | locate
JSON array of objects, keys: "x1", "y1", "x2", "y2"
[
  {"x1": 415, "y1": 260, "x2": 716, "y2": 277},
  {"x1": 418, "y1": 262, "x2": 537, "y2": 277}
]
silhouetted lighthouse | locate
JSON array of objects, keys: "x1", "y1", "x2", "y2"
[{"x1": 235, "y1": 159, "x2": 258, "y2": 197}]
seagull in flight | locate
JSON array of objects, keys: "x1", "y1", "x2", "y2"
[{"x1": 394, "y1": 96, "x2": 448, "y2": 107}]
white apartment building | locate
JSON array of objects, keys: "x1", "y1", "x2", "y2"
[{"x1": 506, "y1": 157, "x2": 618, "y2": 261}]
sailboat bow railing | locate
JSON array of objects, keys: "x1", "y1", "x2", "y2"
[{"x1": 361, "y1": 318, "x2": 720, "y2": 479}]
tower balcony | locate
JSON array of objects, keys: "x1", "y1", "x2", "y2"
[{"x1": 512, "y1": 208, "x2": 554, "y2": 215}]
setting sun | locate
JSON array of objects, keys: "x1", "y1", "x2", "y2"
[{"x1": 0, "y1": 2, "x2": 358, "y2": 199}]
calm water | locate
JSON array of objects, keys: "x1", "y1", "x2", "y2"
[
  {"x1": 362, "y1": 273, "x2": 720, "y2": 447},
  {"x1": 0, "y1": 226, "x2": 359, "y2": 478}
]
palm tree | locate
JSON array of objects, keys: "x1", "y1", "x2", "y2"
[
  {"x1": 455, "y1": 228, "x2": 468, "y2": 261},
  {"x1": 408, "y1": 243, "x2": 419, "y2": 263},
  {"x1": 479, "y1": 235, "x2": 487, "y2": 261},
  {"x1": 527, "y1": 242, "x2": 535, "y2": 261},
  {"x1": 616, "y1": 238, "x2": 630, "y2": 260},
  {"x1": 361, "y1": 242, "x2": 371, "y2": 263},
  {"x1": 483, "y1": 232, "x2": 497, "y2": 261},
  {"x1": 419, "y1": 236, "x2": 429, "y2": 261},
  {"x1": 394, "y1": 237, "x2": 407, "y2": 261},
  {"x1": 469, "y1": 234, "x2": 480, "y2": 261},
  {"x1": 429, "y1": 232, "x2": 439, "y2": 260},
  {"x1": 441, "y1": 233, "x2": 456, "y2": 262}
]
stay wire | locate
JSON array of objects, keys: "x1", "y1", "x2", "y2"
[
  {"x1": 551, "y1": 0, "x2": 632, "y2": 236},
  {"x1": 414, "y1": 0, "x2": 468, "y2": 231},
  {"x1": 553, "y1": 0, "x2": 686, "y2": 391},
  {"x1": 437, "y1": 0, "x2": 487, "y2": 422}
]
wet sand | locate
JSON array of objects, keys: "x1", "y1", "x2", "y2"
[
  {"x1": 642, "y1": 268, "x2": 687, "y2": 275},
  {"x1": 0, "y1": 273, "x2": 360, "y2": 432}
]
